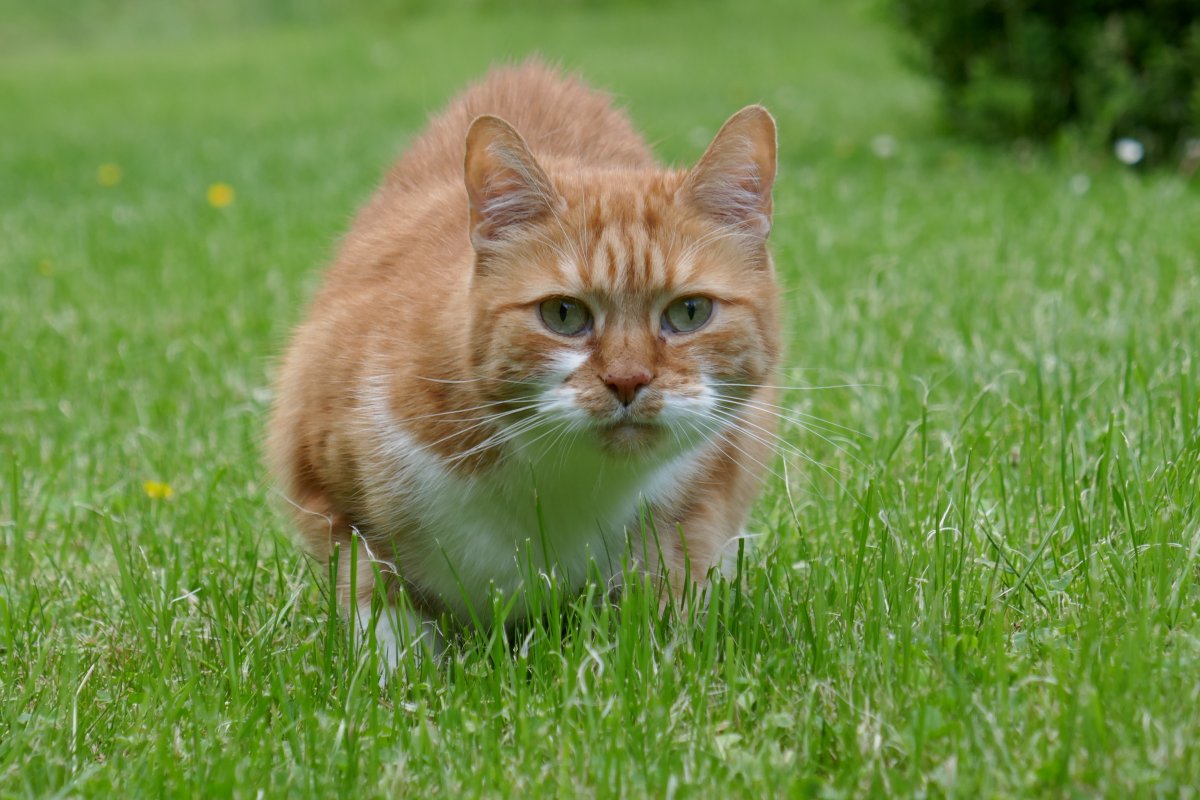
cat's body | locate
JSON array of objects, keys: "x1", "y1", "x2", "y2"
[{"x1": 268, "y1": 61, "x2": 780, "y2": 662}]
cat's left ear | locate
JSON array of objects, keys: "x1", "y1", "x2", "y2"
[
  {"x1": 464, "y1": 115, "x2": 560, "y2": 252},
  {"x1": 679, "y1": 105, "x2": 777, "y2": 240}
]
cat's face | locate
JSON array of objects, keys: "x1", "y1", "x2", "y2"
[{"x1": 464, "y1": 109, "x2": 779, "y2": 458}]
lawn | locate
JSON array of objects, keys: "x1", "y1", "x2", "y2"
[{"x1": 3, "y1": 0, "x2": 1200, "y2": 796}]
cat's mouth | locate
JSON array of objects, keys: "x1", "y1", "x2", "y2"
[
  {"x1": 602, "y1": 420, "x2": 659, "y2": 434},
  {"x1": 594, "y1": 418, "x2": 664, "y2": 455}
]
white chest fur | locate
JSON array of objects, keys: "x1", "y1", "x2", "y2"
[{"x1": 359, "y1": 382, "x2": 698, "y2": 622}]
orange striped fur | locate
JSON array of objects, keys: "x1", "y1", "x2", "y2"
[{"x1": 267, "y1": 60, "x2": 781, "y2": 663}]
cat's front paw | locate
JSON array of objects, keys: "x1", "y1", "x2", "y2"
[{"x1": 354, "y1": 601, "x2": 443, "y2": 685}]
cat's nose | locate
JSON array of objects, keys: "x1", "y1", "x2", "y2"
[{"x1": 604, "y1": 370, "x2": 653, "y2": 406}]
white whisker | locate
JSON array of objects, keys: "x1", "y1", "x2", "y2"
[
  {"x1": 717, "y1": 397, "x2": 867, "y2": 464},
  {"x1": 702, "y1": 406, "x2": 862, "y2": 508},
  {"x1": 683, "y1": 416, "x2": 788, "y2": 487},
  {"x1": 714, "y1": 381, "x2": 879, "y2": 393},
  {"x1": 401, "y1": 404, "x2": 543, "y2": 454},
  {"x1": 705, "y1": 406, "x2": 846, "y2": 479},
  {"x1": 391, "y1": 396, "x2": 541, "y2": 424},
  {"x1": 716, "y1": 391, "x2": 868, "y2": 438},
  {"x1": 413, "y1": 374, "x2": 544, "y2": 387}
]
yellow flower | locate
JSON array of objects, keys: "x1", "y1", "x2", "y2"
[
  {"x1": 37, "y1": 259, "x2": 54, "y2": 276},
  {"x1": 143, "y1": 480, "x2": 174, "y2": 500},
  {"x1": 207, "y1": 182, "x2": 235, "y2": 208},
  {"x1": 97, "y1": 163, "x2": 122, "y2": 187}
]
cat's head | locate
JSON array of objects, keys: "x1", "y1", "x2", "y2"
[{"x1": 463, "y1": 107, "x2": 780, "y2": 458}]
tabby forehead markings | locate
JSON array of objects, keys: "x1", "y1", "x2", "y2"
[{"x1": 574, "y1": 223, "x2": 675, "y2": 296}]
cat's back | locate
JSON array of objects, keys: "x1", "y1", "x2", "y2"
[{"x1": 387, "y1": 59, "x2": 656, "y2": 192}]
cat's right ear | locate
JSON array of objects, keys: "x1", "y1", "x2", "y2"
[
  {"x1": 679, "y1": 105, "x2": 777, "y2": 242},
  {"x1": 464, "y1": 115, "x2": 560, "y2": 253}
]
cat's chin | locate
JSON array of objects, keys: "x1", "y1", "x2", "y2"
[{"x1": 594, "y1": 420, "x2": 667, "y2": 458}]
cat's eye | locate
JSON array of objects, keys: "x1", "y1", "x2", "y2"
[
  {"x1": 539, "y1": 297, "x2": 593, "y2": 336},
  {"x1": 662, "y1": 296, "x2": 714, "y2": 333}
]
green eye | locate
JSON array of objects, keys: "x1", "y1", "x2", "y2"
[
  {"x1": 539, "y1": 297, "x2": 592, "y2": 336},
  {"x1": 663, "y1": 296, "x2": 714, "y2": 333}
]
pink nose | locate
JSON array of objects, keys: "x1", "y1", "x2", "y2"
[{"x1": 604, "y1": 370, "x2": 652, "y2": 406}]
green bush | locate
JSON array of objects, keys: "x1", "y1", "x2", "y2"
[{"x1": 893, "y1": 0, "x2": 1200, "y2": 168}]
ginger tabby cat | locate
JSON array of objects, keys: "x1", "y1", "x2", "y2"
[{"x1": 267, "y1": 61, "x2": 780, "y2": 666}]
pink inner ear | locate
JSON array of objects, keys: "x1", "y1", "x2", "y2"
[
  {"x1": 683, "y1": 117, "x2": 776, "y2": 240},
  {"x1": 465, "y1": 118, "x2": 558, "y2": 249},
  {"x1": 698, "y1": 152, "x2": 770, "y2": 231},
  {"x1": 687, "y1": 167, "x2": 772, "y2": 239},
  {"x1": 474, "y1": 153, "x2": 552, "y2": 238}
]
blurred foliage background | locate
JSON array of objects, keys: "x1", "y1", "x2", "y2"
[
  {"x1": 6, "y1": 0, "x2": 1195, "y2": 169},
  {"x1": 893, "y1": 0, "x2": 1200, "y2": 170}
]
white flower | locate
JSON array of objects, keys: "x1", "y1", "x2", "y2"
[
  {"x1": 1114, "y1": 137, "x2": 1145, "y2": 165},
  {"x1": 871, "y1": 134, "x2": 897, "y2": 159}
]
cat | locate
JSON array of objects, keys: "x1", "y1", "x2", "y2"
[{"x1": 267, "y1": 60, "x2": 781, "y2": 666}]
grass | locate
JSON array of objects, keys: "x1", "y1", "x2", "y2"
[{"x1": 2, "y1": 0, "x2": 1200, "y2": 795}]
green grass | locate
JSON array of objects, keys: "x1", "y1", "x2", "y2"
[{"x1": 3, "y1": 1, "x2": 1200, "y2": 796}]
